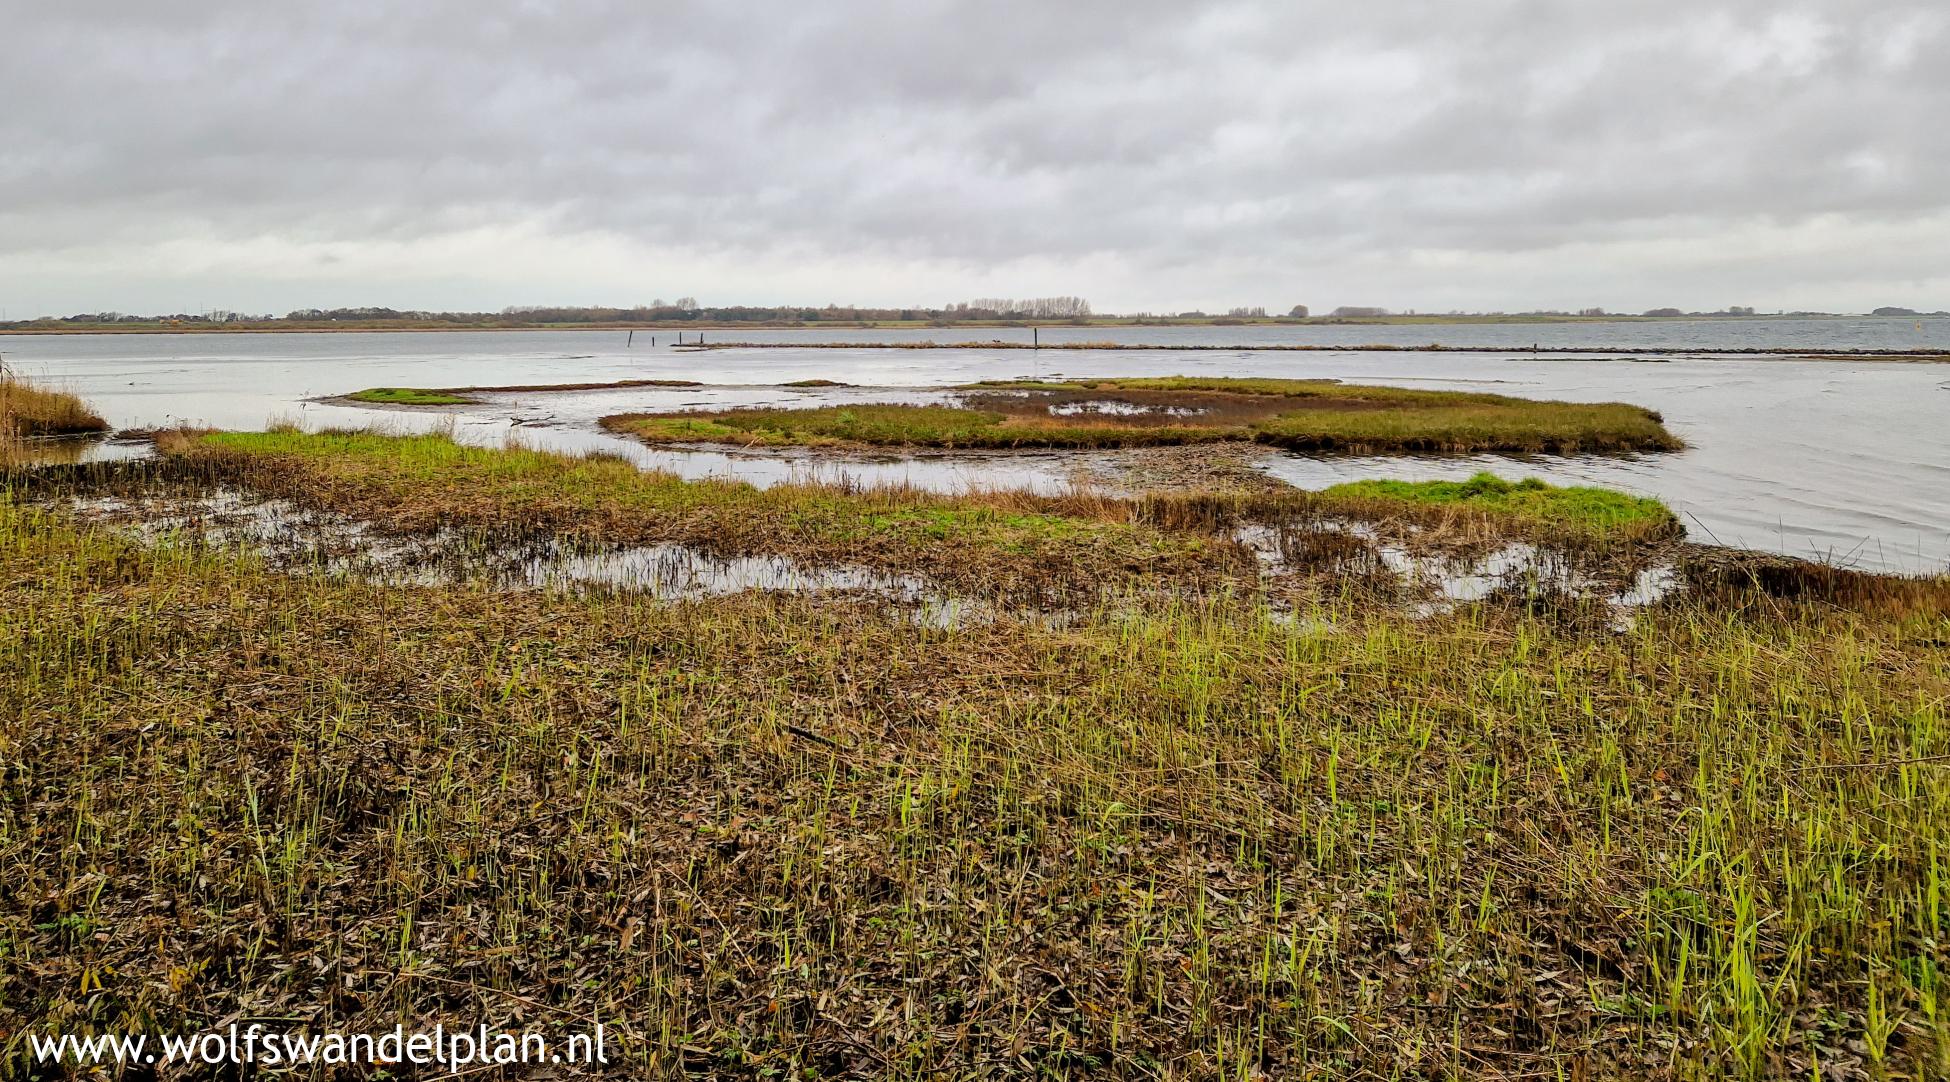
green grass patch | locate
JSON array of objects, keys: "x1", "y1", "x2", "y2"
[
  {"x1": 344, "y1": 386, "x2": 475, "y2": 405},
  {"x1": 1320, "y1": 472, "x2": 1679, "y2": 537}
]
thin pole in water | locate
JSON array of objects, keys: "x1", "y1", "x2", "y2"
[{"x1": 627, "y1": 330, "x2": 634, "y2": 348}]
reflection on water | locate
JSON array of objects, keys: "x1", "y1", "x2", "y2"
[
  {"x1": 0, "y1": 436, "x2": 147, "y2": 467},
  {"x1": 62, "y1": 487, "x2": 944, "y2": 596},
  {"x1": 3, "y1": 321, "x2": 1948, "y2": 571},
  {"x1": 55, "y1": 482, "x2": 1686, "y2": 634},
  {"x1": 1232, "y1": 519, "x2": 1681, "y2": 626},
  {"x1": 52, "y1": 487, "x2": 1072, "y2": 631}
]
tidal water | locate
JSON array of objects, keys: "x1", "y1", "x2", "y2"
[{"x1": 5, "y1": 318, "x2": 1948, "y2": 572}]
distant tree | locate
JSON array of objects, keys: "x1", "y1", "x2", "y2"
[
  {"x1": 1872, "y1": 306, "x2": 1921, "y2": 317},
  {"x1": 1643, "y1": 308, "x2": 1685, "y2": 318},
  {"x1": 1329, "y1": 306, "x2": 1390, "y2": 318},
  {"x1": 1227, "y1": 306, "x2": 1267, "y2": 318},
  {"x1": 1287, "y1": 305, "x2": 1310, "y2": 318}
]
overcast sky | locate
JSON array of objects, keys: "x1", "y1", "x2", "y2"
[{"x1": 3, "y1": 1, "x2": 1946, "y2": 316}]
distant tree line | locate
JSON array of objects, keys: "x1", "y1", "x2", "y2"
[
  {"x1": 29, "y1": 311, "x2": 275, "y2": 325},
  {"x1": 10, "y1": 301, "x2": 1938, "y2": 330},
  {"x1": 0, "y1": 298, "x2": 1111, "y2": 328},
  {"x1": 948, "y1": 297, "x2": 1092, "y2": 319},
  {"x1": 1641, "y1": 307, "x2": 1758, "y2": 318}
]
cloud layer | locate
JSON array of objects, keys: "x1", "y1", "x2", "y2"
[{"x1": 5, "y1": 1, "x2": 1947, "y2": 314}]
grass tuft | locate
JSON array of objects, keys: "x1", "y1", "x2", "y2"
[{"x1": 0, "y1": 376, "x2": 109, "y2": 439}]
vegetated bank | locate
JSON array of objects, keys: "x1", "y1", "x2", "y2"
[
  {"x1": 4, "y1": 428, "x2": 1947, "y2": 1079},
  {"x1": 0, "y1": 376, "x2": 110, "y2": 441},
  {"x1": 603, "y1": 376, "x2": 1683, "y2": 455}
]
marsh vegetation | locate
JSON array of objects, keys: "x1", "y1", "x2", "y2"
[
  {"x1": 344, "y1": 386, "x2": 477, "y2": 405},
  {"x1": 603, "y1": 377, "x2": 1682, "y2": 456},
  {"x1": 0, "y1": 376, "x2": 109, "y2": 443},
  {"x1": 3, "y1": 405, "x2": 1946, "y2": 1078},
  {"x1": 1317, "y1": 472, "x2": 1681, "y2": 540}
]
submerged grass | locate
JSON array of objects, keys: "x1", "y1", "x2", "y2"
[
  {"x1": 3, "y1": 465, "x2": 1948, "y2": 1078},
  {"x1": 606, "y1": 377, "x2": 1681, "y2": 455},
  {"x1": 159, "y1": 429, "x2": 1240, "y2": 602}
]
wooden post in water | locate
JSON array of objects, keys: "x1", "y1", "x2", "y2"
[
  {"x1": 1033, "y1": 327, "x2": 1039, "y2": 348},
  {"x1": 627, "y1": 330, "x2": 634, "y2": 348}
]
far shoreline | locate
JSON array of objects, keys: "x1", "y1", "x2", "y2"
[{"x1": 5, "y1": 312, "x2": 1942, "y2": 336}]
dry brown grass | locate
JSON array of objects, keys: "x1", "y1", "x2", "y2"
[{"x1": 0, "y1": 376, "x2": 108, "y2": 440}]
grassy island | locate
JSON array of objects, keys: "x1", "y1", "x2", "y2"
[{"x1": 604, "y1": 377, "x2": 1681, "y2": 455}]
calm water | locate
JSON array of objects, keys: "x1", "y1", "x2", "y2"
[{"x1": 5, "y1": 319, "x2": 1948, "y2": 572}]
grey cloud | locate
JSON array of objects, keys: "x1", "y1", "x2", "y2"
[{"x1": 3, "y1": 0, "x2": 1948, "y2": 313}]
